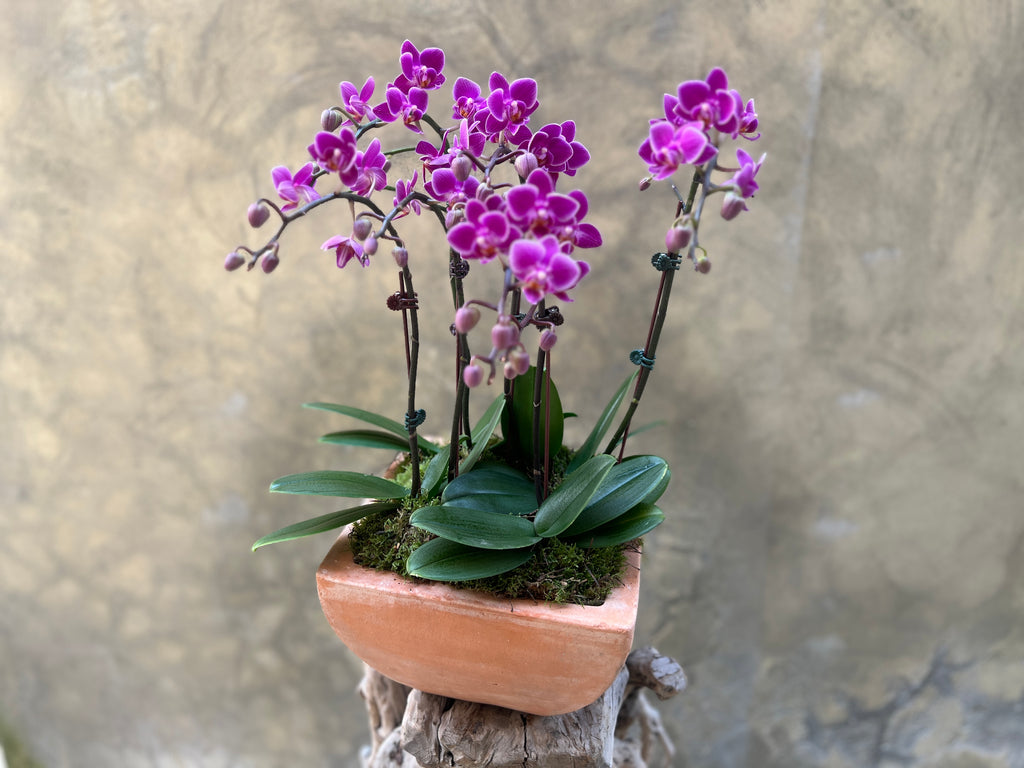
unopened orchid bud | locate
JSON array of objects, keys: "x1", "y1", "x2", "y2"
[
  {"x1": 638, "y1": 176, "x2": 652, "y2": 192},
  {"x1": 352, "y1": 218, "x2": 373, "y2": 241},
  {"x1": 720, "y1": 191, "x2": 748, "y2": 221},
  {"x1": 321, "y1": 108, "x2": 344, "y2": 132},
  {"x1": 491, "y1": 319, "x2": 520, "y2": 350},
  {"x1": 694, "y1": 255, "x2": 711, "y2": 274},
  {"x1": 363, "y1": 235, "x2": 378, "y2": 256},
  {"x1": 248, "y1": 202, "x2": 270, "y2": 228},
  {"x1": 514, "y1": 152, "x2": 538, "y2": 179},
  {"x1": 260, "y1": 251, "x2": 280, "y2": 273},
  {"x1": 454, "y1": 305, "x2": 481, "y2": 334},
  {"x1": 503, "y1": 362, "x2": 518, "y2": 380},
  {"x1": 665, "y1": 220, "x2": 693, "y2": 253},
  {"x1": 382, "y1": 158, "x2": 392, "y2": 174},
  {"x1": 224, "y1": 251, "x2": 246, "y2": 271},
  {"x1": 451, "y1": 154, "x2": 473, "y2": 183},
  {"x1": 508, "y1": 347, "x2": 531, "y2": 376},
  {"x1": 538, "y1": 329, "x2": 557, "y2": 351},
  {"x1": 392, "y1": 246, "x2": 408, "y2": 268},
  {"x1": 463, "y1": 364, "x2": 484, "y2": 388}
]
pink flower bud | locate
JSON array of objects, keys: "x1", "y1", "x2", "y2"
[
  {"x1": 454, "y1": 305, "x2": 481, "y2": 334},
  {"x1": 665, "y1": 221, "x2": 693, "y2": 253},
  {"x1": 392, "y1": 246, "x2": 408, "y2": 267},
  {"x1": 321, "y1": 108, "x2": 343, "y2": 132},
  {"x1": 247, "y1": 202, "x2": 270, "y2": 228},
  {"x1": 538, "y1": 329, "x2": 557, "y2": 351},
  {"x1": 463, "y1": 364, "x2": 484, "y2": 388},
  {"x1": 451, "y1": 154, "x2": 473, "y2": 183},
  {"x1": 503, "y1": 362, "x2": 518, "y2": 380},
  {"x1": 491, "y1": 319, "x2": 520, "y2": 350},
  {"x1": 260, "y1": 252, "x2": 280, "y2": 273},
  {"x1": 638, "y1": 176, "x2": 652, "y2": 192},
  {"x1": 720, "y1": 191, "x2": 748, "y2": 221},
  {"x1": 352, "y1": 218, "x2": 373, "y2": 241},
  {"x1": 508, "y1": 347, "x2": 531, "y2": 376},
  {"x1": 694, "y1": 255, "x2": 711, "y2": 274},
  {"x1": 224, "y1": 251, "x2": 246, "y2": 271},
  {"x1": 363, "y1": 235, "x2": 378, "y2": 256},
  {"x1": 514, "y1": 152, "x2": 539, "y2": 179}
]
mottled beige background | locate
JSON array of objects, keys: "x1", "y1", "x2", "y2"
[{"x1": 2, "y1": 1, "x2": 1023, "y2": 766}]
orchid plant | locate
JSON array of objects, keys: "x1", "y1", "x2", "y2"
[{"x1": 226, "y1": 41, "x2": 764, "y2": 593}]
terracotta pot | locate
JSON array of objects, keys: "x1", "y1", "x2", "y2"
[{"x1": 316, "y1": 528, "x2": 642, "y2": 716}]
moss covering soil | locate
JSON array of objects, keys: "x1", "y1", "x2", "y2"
[{"x1": 349, "y1": 504, "x2": 634, "y2": 607}]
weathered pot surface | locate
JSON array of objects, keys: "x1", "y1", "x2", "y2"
[{"x1": 316, "y1": 527, "x2": 641, "y2": 716}]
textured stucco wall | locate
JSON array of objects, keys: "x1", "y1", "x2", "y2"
[{"x1": 2, "y1": 1, "x2": 1023, "y2": 766}]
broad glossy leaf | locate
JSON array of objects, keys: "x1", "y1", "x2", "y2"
[
  {"x1": 406, "y1": 537, "x2": 535, "y2": 581},
  {"x1": 458, "y1": 395, "x2": 505, "y2": 475},
  {"x1": 319, "y1": 429, "x2": 413, "y2": 451},
  {"x1": 533, "y1": 454, "x2": 616, "y2": 538},
  {"x1": 252, "y1": 501, "x2": 399, "y2": 550},
  {"x1": 566, "y1": 371, "x2": 638, "y2": 474},
  {"x1": 501, "y1": 367, "x2": 563, "y2": 464},
  {"x1": 442, "y1": 463, "x2": 536, "y2": 515},
  {"x1": 563, "y1": 455, "x2": 670, "y2": 536},
  {"x1": 567, "y1": 502, "x2": 664, "y2": 548},
  {"x1": 303, "y1": 402, "x2": 438, "y2": 454},
  {"x1": 269, "y1": 471, "x2": 410, "y2": 499},
  {"x1": 410, "y1": 505, "x2": 541, "y2": 550}
]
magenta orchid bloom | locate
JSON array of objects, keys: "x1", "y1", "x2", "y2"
[
  {"x1": 481, "y1": 72, "x2": 539, "y2": 146},
  {"x1": 447, "y1": 197, "x2": 520, "y2": 263},
  {"x1": 452, "y1": 77, "x2": 486, "y2": 122},
  {"x1": 526, "y1": 122, "x2": 590, "y2": 176},
  {"x1": 720, "y1": 148, "x2": 766, "y2": 220},
  {"x1": 339, "y1": 76, "x2": 375, "y2": 122},
  {"x1": 393, "y1": 172, "x2": 421, "y2": 216},
  {"x1": 509, "y1": 234, "x2": 589, "y2": 305},
  {"x1": 393, "y1": 40, "x2": 446, "y2": 92},
  {"x1": 307, "y1": 128, "x2": 359, "y2": 186},
  {"x1": 348, "y1": 138, "x2": 388, "y2": 197},
  {"x1": 271, "y1": 163, "x2": 320, "y2": 212},
  {"x1": 666, "y1": 67, "x2": 744, "y2": 138},
  {"x1": 322, "y1": 234, "x2": 367, "y2": 268},
  {"x1": 375, "y1": 85, "x2": 429, "y2": 133},
  {"x1": 638, "y1": 120, "x2": 717, "y2": 180},
  {"x1": 505, "y1": 168, "x2": 582, "y2": 238}
]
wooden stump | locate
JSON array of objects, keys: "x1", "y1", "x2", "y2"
[{"x1": 359, "y1": 646, "x2": 686, "y2": 768}]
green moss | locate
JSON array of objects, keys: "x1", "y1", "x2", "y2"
[{"x1": 349, "y1": 502, "x2": 631, "y2": 607}]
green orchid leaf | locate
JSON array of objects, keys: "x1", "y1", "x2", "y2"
[
  {"x1": 303, "y1": 402, "x2": 438, "y2": 454},
  {"x1": 567, "y1": 502, "x2": 665, "y2": 549},
  {"x1": 420, "y1": 445, "x2": 451, "y2": 499},
  {"x1": 410, "y1": 506, "x2": 542, "y2": 550},
  {"x1": 533, "y1": 454, "x2": 616, "y2": 538},
  {"x1": 269, "y1": 471, "x2": 410, "y2": 499},
  {"x1": 562, "y1": 455, "x2": 670, "y2": 536},
  {"x1": 441, "y1": 463, "x2": 536, "y2": 515},
  {"x1": 566, "y1": 371, "x2": 638, "y2": 474},
  {"x1": 319, "y1": 429, "x2": 414, "y2": 451},
  {"x1": 606, "y1": 420, "x2": 666, "y2": 450},
  {"x1": 501, "y1": 366, "x2": 563, "y2": 464},
  {"x1": 406, "y1": 537, "x2": 535, "y2": 581},
  {"x1": 458, "y1": 395, "x2": 505, "y2": 475},
  {"x1": 252, "y1": 500, "x2": 399, "y2": 551}
]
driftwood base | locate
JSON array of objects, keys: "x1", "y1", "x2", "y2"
[{"x1": 359, "y1": 646, "x2": 686, "y2": 768}]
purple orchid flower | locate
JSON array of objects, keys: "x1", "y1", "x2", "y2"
[
  {"x1": 665, "y1": 67, "x2": 744, "y2": 138},
  {"x1": 374, "y1": 85, "x2": 429, "y2": 133},
  {"x1": 481, "y1": 72, "x2": 539, "y2": 146},
  {"x1": 739, "y1": 99, "x2": 760, "y2": 140},
  {"x1": 505, "y1": 168, "x2": 582, "y2": 238},
  {"x1": 322, "y1": 234, "x2": 367, "y2": 268},
  {"x1": 339, "y1": 76, "x2": 375, "y2": 122},
  {"x1": 720, "y1": 148, "x2": 766, "y2": 220},
  {"x1": 638, "y1": 120, "x2": 717, "y2": 180},
  {"x1": 424, "y1": 167, "x2": 480, "y2": 206},
  {"x1": 308, "y1": 128, "x2": 360, "y2": 186},
  {"x1": 348, "y1": 138, "x2": 388, "y2": 197},
  {"x1": 447, "y1": 196, "x2": 520, "y2": 263},
  {"x1": 452, "y1": 77, "x2": 486, "y2": 122},
  {"x1": 526, "y1": 122, "x2": 590, "y2": 176},
  {"x1": 393, "y1": 172, "x2": 422, "y2": 216},
  {"x1": 417, "y1": 119, "x2": 487, "y2": 171},
  {"x1": 271, "y1": 163, "x2": 320, "y2": 212},
  {"x1": 392, "y1": 40, "x2": 446, "y2": 92},
  {"x1": 509, "y1": 234, "x2": 589, "y2": 305}
]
